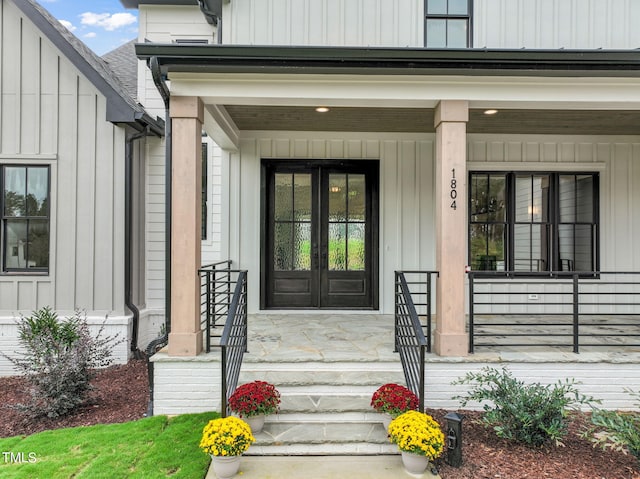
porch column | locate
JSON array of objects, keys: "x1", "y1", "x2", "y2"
[
  {"x1": 433, "y1": 100, "x2": 469, "y2": 357},
  {"x1": 168, "y1": 96, "x2": 204, "y2": 356}
]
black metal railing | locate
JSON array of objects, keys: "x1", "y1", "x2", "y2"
[
  {"x1": 395, "y1": 271, "x2": 438, "y2": 352},
  {"x1": 199, "y1": 260, "x2": 233, "y2": 352},
  {"x1": 198, "y1": 262, "x2": 248, "y2": 416},
  {"x1": 469, "y1": 271, "x2": 640, "y2": 353},
  {"x1": 395, "y1": 271, "x2": 432, "y2": 411},
  {"x1": 219, "y1": 270, "x2": 248, "y2": 417}
]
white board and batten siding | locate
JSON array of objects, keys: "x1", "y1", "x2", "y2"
[
  {"x1": 474, "y1": 0, "x2": 640, "y2": 49},
  {"x1": 144, "y1": 130, "x2": 640, "y2": 315},
  {"x1": 137, "y1": 5, "x2": 217, "y2": 116},
  {"x1": 226, "y1": 0, "x2": 423, "y2": 47},
  {"x1": 136, "y1": 0, "x2": 640, "y2": 51},
  {"x1": 201, "y1": 136, "x2": 225, "y2": 266},
  {"x1": 225, "y1": 132, "x2": 640, "y2": 315},
  {"x1": 229, "y1": 132, "x2": 436, "y2": 314},
  {"x1": 224, "y1": 0, "x2": 640, "y2": 49},
  {"x1": 142, "y1": 135, "x2": 225, "y2": 310},
  {"x1": 0, "y1": 1, "x2": 130, "y2": 374},
  {"x1": 136, "y1": 2, "x2": 640, "y2": 314},
  {"x1": 137, "y1": 6, "x2": 225, "y2": 310}
]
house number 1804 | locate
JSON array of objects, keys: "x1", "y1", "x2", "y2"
[{"x1": 450, "y1": 169, "x2": 457, "y2": 210}]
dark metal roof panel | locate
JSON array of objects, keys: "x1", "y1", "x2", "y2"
[{"x1": 135, "y1": 43, "x2": 640, "y2": 77}]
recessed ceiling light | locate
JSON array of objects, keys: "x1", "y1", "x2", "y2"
[
  {"x1": 484, "y1": 109, "x2": 498, "y2": 115},
  {"x1": 315, "y1": 107, "x2": 330, "y2": 113}
]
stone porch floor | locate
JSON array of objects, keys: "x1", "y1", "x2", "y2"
[
  {"x1": 241, "y1": 313, "x2": 640, "y2": 411},
  {"x1": 245, "y1": 313, "x2": 398, "y2": 363},
  {"x1": 245, "y1": 312, "x2": 640, "y2": 361}
]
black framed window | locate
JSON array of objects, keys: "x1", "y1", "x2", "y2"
[
  {"x1": 1, "y1": 165, "x2": 50, "y2": 273},
  {"x1": 425, "y1": 0, "x2": 472, "y2": 48},
  {"x1": 469, "y1": 172, "x2": 599, "y2": 274},
  {"x1": 201, "y1": 143, "x2": 208, "y2": 241}
]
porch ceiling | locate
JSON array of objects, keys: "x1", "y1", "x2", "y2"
[
  {"x1": 222, "y1": 105, "x2": 640, "y2": 135},
  {"x1": 137, "y1": 44, "x2": 640, "y2": 136}
]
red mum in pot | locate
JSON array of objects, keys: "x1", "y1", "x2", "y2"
[
  {"x1": 228, "y1": 380, "x2": 281, "y2": 418},
  {"x1": 371, "y1": 383, "x2": 419, "y2": 417}
]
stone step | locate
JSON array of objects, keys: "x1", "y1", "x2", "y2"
[
  {"x1": 236, "y1": 359, "x2": 405, "y2": 456},
  {"x1": 263, "y1": 412, "x2": 387, "y2": 424},
  {"x1": 276, "y1": 385, "x2": 376, "y2": 413},
  {"x1": 239, "y1": 361, "x2": 404, "y2": 386},
  {"x1": 246, "y1": 442, "x2": 399, "y2": 456},
  {"x1": 245, "y1": 415, "x2": 397, "y2": 456}
]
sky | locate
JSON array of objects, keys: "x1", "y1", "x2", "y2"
[{"x1": 36, "y1": 0, "x2": 139, "y2": 56}]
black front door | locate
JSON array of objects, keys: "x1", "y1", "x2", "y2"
[{"x1": 261, "y1": 160, "x2": 379, "y2": 309}]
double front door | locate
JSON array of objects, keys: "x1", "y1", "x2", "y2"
[{"x1": 262, "y1": 160, "x2": 379, "y2": 309}]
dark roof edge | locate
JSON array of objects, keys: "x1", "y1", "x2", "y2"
[
  {"x1": 135, "y1": 43, "x2": 640, "y2": 77},
  {"x1": 14, "y1": 0, "x2": 163, "y2": 135}
]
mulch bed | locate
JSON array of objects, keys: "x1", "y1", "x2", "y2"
[
  {"x1": 0, "y1": 359, "x2": 148, "y2": 438},
  {"x1": 431, "y1": 409, "x2": 640, "y2": 479},
  {"x1": 0, "y1": 361, "x2": 638, "y2": 478}
]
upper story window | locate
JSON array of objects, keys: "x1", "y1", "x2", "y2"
[
  {"x1": 425, "y1": 0, "x2": 472, "y2": 48},
  {"x1": 1, "y1": 165, "x2": 50, "y2": 273},
  {"x1": 469, "y1": 172, "x2": 599, "y2": 274}
]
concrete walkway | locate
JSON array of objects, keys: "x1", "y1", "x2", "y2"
[{"x1": 205, "y1": 455, "x2": 442, "y2": 479}]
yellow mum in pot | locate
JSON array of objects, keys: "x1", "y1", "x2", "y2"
[
  {"x1": 199, "y1": 416, "x2": 255, "y2": 457},
  {"x1": 388, "y1": 410, "x2": 445, "y2": 460}
]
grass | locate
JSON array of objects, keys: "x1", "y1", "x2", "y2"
[{"x1": 0, "y1": 411, "x2": 219, "y2": 479}]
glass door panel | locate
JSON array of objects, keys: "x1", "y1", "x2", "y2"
[
  {"x1": 273, "y1": 173, "x2": 312, "y2": 271},
  {"x1": 264, "y1": 161, "x2": 378, "y2": 309},
  {"x1": 327, "y1": 173, "x2": 366, "y2": 272}
]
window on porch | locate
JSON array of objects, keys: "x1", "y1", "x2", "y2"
[
  {"x1": 425, "y1": 0, "x2": 472, "y2": 48},
  {"x1": 202, "y1": 142, "x2": 208, "y2": 241},
  {"x1": 469, "y1": 172, "x2": 599, "y2": 274}
]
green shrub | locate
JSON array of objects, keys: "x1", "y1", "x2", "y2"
[
  {"x1": 3, "y1": 307, "x2": 121, "y2": 418},
  {"x1": 585, "y1": 389, "x2": 640, "y2": 464},
  {"x1": 453, "y1": 367, "x2": 597, "y2": 447}
]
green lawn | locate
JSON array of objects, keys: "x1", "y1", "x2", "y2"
[{"x1": 0, "y1": 412, "x2": 218, "y2": 479}]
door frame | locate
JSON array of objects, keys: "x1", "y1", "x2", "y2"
[{"x1": 260, "y1": 159, "x2": 379, "y2": 310}]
